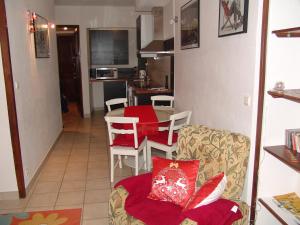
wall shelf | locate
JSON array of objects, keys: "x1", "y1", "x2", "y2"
[
  {"x1": 268, "y1": 89, "x2": 300, "y2": 103},
  {"x1": 263, "y1": 145, "x2": 300, "y2": 172},
  {"x1": 258, "y1": 198, "x2": 299, "y2": 225},
  {"x1": 272, "y1": 27, "x2": 300, "y2": 38}
]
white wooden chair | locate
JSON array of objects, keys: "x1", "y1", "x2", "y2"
[
  {"x1": 146, "y1": 111, "x2": 192, "y2": 170},
  {"x1": 151, "y1": 95, "x2": 174, "y2": 108},
  {"x1": 106, "y1": 98, "x2": 128, "y2": 112},
  {"x1": 104, "y1": 116, "x2": 147, "y2": 182}
]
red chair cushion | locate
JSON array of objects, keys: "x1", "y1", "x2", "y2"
[
  {"x1": 158, "y1": 121, "x2": 171, "y2": 127},
  {"x1": 148, "y1": 157, "x2": 200, "y2": 207},
  {"x1": 148, "y1": 131, "x2": 178, "y2": 146},
  {"x1": 112, "y1": 134, "x2": 145, "y2": 149}
]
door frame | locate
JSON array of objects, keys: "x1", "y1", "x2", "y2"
[
  {"x1": 0, "y1": 0, "x2": 26, "y2": 197},
  {"x1": 56, "y1": 25, "x2": 83, "y2": 117},
  {"x1": 250, "y1": 0, "x2": 269, "y2": 223}
]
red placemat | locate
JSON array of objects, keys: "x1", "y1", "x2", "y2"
[{"x1": 124, "y1": 105, "x2": 159, "y2": 136}]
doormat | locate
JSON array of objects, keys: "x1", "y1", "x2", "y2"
[{"x1": 0, "y1": 208, "x2": 81, "y2": 225}]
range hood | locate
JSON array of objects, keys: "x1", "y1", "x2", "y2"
[
  {"x1": 139, "y1": 7, "x2": 174, "y2": 57},
  {"x1": 140, "y1": 40, "x2": 174, "y2": 57}
]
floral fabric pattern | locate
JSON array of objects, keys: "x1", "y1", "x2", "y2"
[{"x1": 109, "y1": 125, "x2": 250, "y2": 225}]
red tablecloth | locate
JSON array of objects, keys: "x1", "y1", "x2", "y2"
[{"x1": 124, "y1": 105, "x2": 159, "y2": 136}]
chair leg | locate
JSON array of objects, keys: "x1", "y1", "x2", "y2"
[
  {"x1": 110, "y1": 151, "x2": 114, "y2": 183},
  {"x1": 135, "y1": 153, "x2": 139, "y2": 176},
  {"x1": 118, "y1": 155, "x2": 122, "y2": 168},
  {"x1": 147, "y1": 143, "x2": 152, "y2": 171},
  {"x1": 143, "y1": 146, "x2": 147, "y2": 170}
]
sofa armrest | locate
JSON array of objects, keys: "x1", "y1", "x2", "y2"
[
  {"x1": 232, "y1": 201, "x2": 249, "y2": 225},
  {"x1": 109, "y1": 186, "x2": 249, "y2": 225},
  {"x1": 109, "y1": 186, "x2": 145, "y2": 225}
]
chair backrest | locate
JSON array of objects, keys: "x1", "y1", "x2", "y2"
[
  {"x1": 104, "y1": 116, "x2": 139, "y2": 148},
  {"x1": 176, "y1": 125, "x2": 250, "y2": 201},
  {"x1": 106, "y1": 98, "x2": 128, "y2": 112},
  {"x1": 167, "y1": 111, "x2": 192, "y2": 145},
  {"x1": 151, "y1": 95, "x2": 174, "y2": 108}
]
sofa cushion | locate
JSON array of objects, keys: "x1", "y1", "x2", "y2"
[
  {"x1": 148, "y1": 157, "x2": 199, "y2": 207},
  {"x1": 184, "y1": 172, "x2": 227, "y2": 210}
]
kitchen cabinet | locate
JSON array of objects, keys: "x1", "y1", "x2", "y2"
[
  {"x1": 133, "y1": 89, "x2": 173, "y2": 106},
  {"x1": 89, "y1": 29, "x2": 129, "y2": 66}
]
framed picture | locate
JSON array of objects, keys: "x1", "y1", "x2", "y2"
[
  {"x1": 218, "y1": 0, "x2": 249, "y2": 37},
  {"x1": 181, "y1": 0, "x2": 199, "y2": 50},
  {"x1": 33, "y1": 13, "x2": 50, "y2": 58}
]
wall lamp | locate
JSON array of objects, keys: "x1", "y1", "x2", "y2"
[
  {"x1": 28, "y1": 11, "x2": 55, "y2": 33},
  {"x1": 28, "y1": 11, "x2": 36, "y2": 33}
]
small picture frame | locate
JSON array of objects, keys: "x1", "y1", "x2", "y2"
[
  {"x1": 180, "y1": 0, "x2": 199, "y2": 50},
  {"x1": 218, "y1": 0, "x2": 249, "y2": 37},
  {"x1": 33, "y1": 13, "x2": 50, "y2": 58}
]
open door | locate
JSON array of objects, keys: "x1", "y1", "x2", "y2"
[{"x1": 56, "y1": 25, "x2": 83, "y2": 117}]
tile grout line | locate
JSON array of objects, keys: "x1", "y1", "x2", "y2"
[{"x1": 53, "y1": 119, "x2": 78, "y2": 209}]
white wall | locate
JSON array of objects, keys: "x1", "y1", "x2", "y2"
[
  {"x1": 5, "y1": 0, "x2": 62, "y2": 187},
  {"x1": 174, "y1": 0, "x2": 263, "y2": 205},
  {"x1": 163, "y1": 0, "x2": 174, "y2": 39},
  {"x1": 256, "y1": 0, "x2": 300, "y2": 223},
  {"x1": 0, "y1": 45, "x2": 18, "y2": 193},
  {"x1": 55, "y1": 6, "x2": 137, "y2": 115}
]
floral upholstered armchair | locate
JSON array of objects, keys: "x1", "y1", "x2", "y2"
[{"x1": 109, "y1": 125, "x2": 250, "y2": 225}]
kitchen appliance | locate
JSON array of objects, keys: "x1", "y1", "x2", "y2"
[
  {"x1": 95, "y1": 68, "x2": 117, "y2": 79},
  {"x1": 137, "y1": 8, "x2": 174, "y2": 57}
]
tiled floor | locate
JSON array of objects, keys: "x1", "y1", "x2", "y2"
[{"x1": 0, "y1": 104, "x2": 135, "y2": 225}]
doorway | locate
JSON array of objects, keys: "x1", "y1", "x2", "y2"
[{"x1": 56, "y1": 25, "x2": 83, "y2": 117}]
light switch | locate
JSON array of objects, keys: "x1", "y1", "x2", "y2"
[
  {"x1": 244, "y1": 96, "x2": 251, "y2": 106},
  {"x1": 14, "y1": 81, "x2": 19, "y2": 90}
]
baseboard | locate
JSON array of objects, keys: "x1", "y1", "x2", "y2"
[
  {"x1": 92, "y1": 107, "x2": 104, "y2": 111},
  {"x1": 24, "y1": 129, "x2": 63, "y2": 198},
  {"x1": 84, "y1": 113, "x2": 91, "y2": 118},
  {"x1": 0, "y1": 191, "x2": 19, "y2": 200}
]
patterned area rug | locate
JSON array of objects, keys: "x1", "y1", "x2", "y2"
[{"x1": 0, "y1": 208, "x2": 81, "y2": 225}]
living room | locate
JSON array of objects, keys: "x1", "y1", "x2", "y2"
[{"x1": 0, "y1": 0, "x2": 299, "y2": 224}]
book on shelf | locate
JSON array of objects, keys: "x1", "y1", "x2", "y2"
[
  {"x1": 285, "y1": 128, "x2": 300, "y2": 152},
  {"x1": 294, "y1": 133, "x2": 300, "y2": 153},
  {"x1": 273, "y1": 192, "x2": 300, "y2": 222}
]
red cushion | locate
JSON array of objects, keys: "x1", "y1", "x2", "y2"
[
  {"x1": 184, "y1": 172, "x2": 227, "y2": 210},
  {"x1": 148, "y1": 157, "x2": 200, "y2": 207},
  {"x1": 148, "y1": 131, "x2": 178, "y2": 146},
  {"x1": 112, "y1": 123, "x2": 128, "y2": 129},
  {"x1": 112, "y1": 134, "x2": 145, "y2": 149},
  {"x1": 158, "y1": 121, "x2": 171, "y2": 127}
]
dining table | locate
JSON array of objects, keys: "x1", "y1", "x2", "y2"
[
  {"x1": 105, "y1": 105, "x2": 176, "y2": 169},
  {"x1": 105, "y1": 105, "x2": 175, "y2": 123}
]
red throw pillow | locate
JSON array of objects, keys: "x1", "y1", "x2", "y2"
[
  {"x1": 184, "y1": 172, "x2": 227, "y2": 210},
  {"x1": 148, "y1": 157, "x2": 200, "y2": 207}
]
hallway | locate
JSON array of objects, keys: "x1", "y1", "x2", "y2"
[{"x1": 0, "y1": 106, "x2": 134, "y2": 225}]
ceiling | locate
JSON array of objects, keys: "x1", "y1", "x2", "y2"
[
  {"x1": 54, "y1": 0, "x2": 171, "y2": 11},
  {"x1": 54, "y1": 0, "x2": 135, "y2": 6}
]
